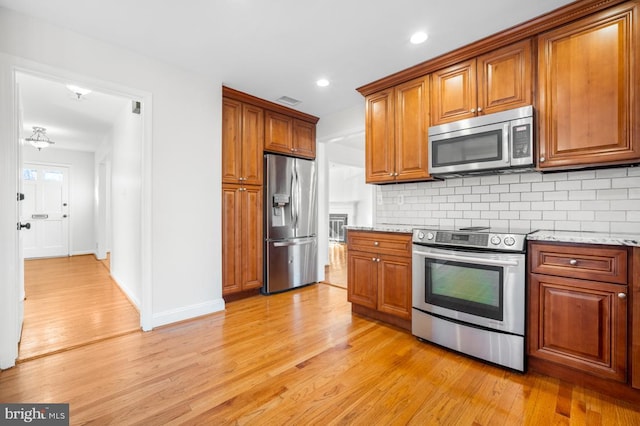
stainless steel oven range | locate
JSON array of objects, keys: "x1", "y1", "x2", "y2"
[{"x1": 412, "y1": 226, "x2": 528, "y2": 372}]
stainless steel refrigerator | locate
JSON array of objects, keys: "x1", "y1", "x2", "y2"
[{"x1": 263, "y1": 153, "x2": 318, "y2": 294}]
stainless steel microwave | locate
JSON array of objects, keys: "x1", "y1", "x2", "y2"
[{"x1": 428, "y1": 106, "x2": 534, "y2": 176}]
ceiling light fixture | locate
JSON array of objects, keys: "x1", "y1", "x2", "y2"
[
  {"x1": 25, "y1": 126, "x2": 55, "y2": 150},
  {"x1": 410, "y1": 31, "x2": 429, "y2": 45},
  {"x1": 66, "y1": 84, "x2": 92, "y2": 100},
  {"x1": 316, "y1": 78, "x2": 330, "y2": 87}
]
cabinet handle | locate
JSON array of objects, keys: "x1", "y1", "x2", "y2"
[
  {"x1": 618, "y1": 293, "x2": 627, "y2": 299},
  {"x1": 539, "y1": 157, "x2": 546, "y2": 163},
  {"x1": 569, "y1": 259, "x2": 577, "y2": 266}
]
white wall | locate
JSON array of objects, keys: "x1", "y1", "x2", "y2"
[
  {"x1": 376, "y1": 168, "x2": 640, "y2": 233},
  {"x1": 0, "y1": 7, "x2": 224, "y2": 366},
  {"x1": 109, "y1": 103, "x2": 142, "y2": 307},
  {"x1": 23, "y1": 147, "x2": 95, "y2": 255}
]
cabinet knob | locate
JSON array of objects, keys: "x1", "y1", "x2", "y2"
[
  {"x1": 374, "y1": 241, "x2": 379, "y2": 246},
  {"x1": 470, "y1": 108, "x2": 476, "y2": 113},
  {"x1": 372, "y1": 257, "x2": 377, "y2": 262},
  {"x1": 377, "y1": 258, "x2": 381, "y2": 262},
  {"x1": 540, "y1": 157, "x2": 546, "y2": 163},
  {"x1": 394, "y1": 172, "x2": 399, "y2": 176},
  {"x1": 477, "y1": 107, "x2": 482, "y2": 112},
  {"x1": 569, "y1": 259, "x2": 578, "y2": 266},
  {"x1": 618, "y1": 293, "x2": 627, "y2": 299},
  {"x1": 389, "y1": 172, "x2": 394, "y2": 176}
]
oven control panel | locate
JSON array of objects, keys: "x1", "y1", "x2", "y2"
[{"x1": 413, "y1": 228, "x2": 526, "y2": 252}]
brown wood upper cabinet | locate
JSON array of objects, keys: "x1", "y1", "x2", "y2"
[
  {"x1": 430, "y1": 39, "x2": 532, "y2": 125},
  {"x1": 537, "y1": 1, "x2": 640, "y2": 169},
  {"x1": 265, "y1": 111, "x2": 316, "y2": 159},
  {"x1": 365, "y1": 76, "x2": 430, "y2": 183},
  {"x1": 222, "y1": 98, "x2": 264, "y2": 186}
]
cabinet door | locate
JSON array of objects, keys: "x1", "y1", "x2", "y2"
[
  {"x1": 222, "y1": 98, "x2": 243, "y2": 184},
  {"x1": 477, "y1": 39, "x2": 532, "y2": 115},
  {"x1": 265, "y1": 110, "x2": 293, "y2": 155},
  {"x1": 365, "y1": 89, "x2": 396, "y2": 183},
  {"x1": 430, "y1": 59, "x2": 477, "y2": 125},
  {"x1": 347, "y1": 250, "x2": 378, "y2": 309},
  {"x1": 292, "y1": 119, "x2": 316, "y2": 159},
  {"x1": 537, "y1": 3, "x2": 640, "y2": 169},
  {"x1": 377, "y1": 254, "x2": 412, "y2": 320},
  {"x1": 222, "y1": 185, "x2": 242, "y2": 294},
  {"x1": 241, "y1": 185, "x2": 263, "y2": 290},
  {"x1": 529, "y1": 273, "x2": 627, "y2": 382},
  {"x1": 241, "y1": 104, "x2": 264, "y2": 185},
  {"x1": 394, "y1": 76, "x2": 430, "y2": 182}
]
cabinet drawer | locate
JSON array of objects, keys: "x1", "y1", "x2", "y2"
[
  {"x1": 529, "y1": 242, "x2": 628, "y2": 284},
  {"x1": 347, "y1": 231, "x2": 411, "y2": 257}
]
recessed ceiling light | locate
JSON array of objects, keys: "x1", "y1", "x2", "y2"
[
  {"x1": 316, "y1": 78, "x2": 330, "y2": 87},
  {"x1": 410, "y1": 31, "x2": 429, "y2": 45}
]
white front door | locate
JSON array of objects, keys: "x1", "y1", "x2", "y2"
[{"x1": 21, "y1": 163, "x2": 70, "y2": 258}]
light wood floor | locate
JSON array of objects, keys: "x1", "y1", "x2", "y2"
[
  {"x1": 19, "y1": 255, "x2": 140, "y2": 361},
  {"x1": 2, "y1": 283, "x2": 640, "y2": 424},
  {"x1": 323, "y1": 242, "x2": 347, "y2": 289}
]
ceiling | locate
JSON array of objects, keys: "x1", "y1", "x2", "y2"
[
  {"x1": 18, "y1": 72, "x2": 130, "y2": 151},
  {"x1": 2, "y1": 0, "x2": 577, "y2": 119}
]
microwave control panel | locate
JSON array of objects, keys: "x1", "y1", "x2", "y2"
[{"x1": 511, "y1": 124, "x2": 531, "y2": 159}]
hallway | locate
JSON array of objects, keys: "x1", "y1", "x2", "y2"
[
  {"x1": 323, "y1": 242, "x2": 347, "y2": 289},
  {"x1": 19, "y1": 255, "x2": 140, "y2": 361}
]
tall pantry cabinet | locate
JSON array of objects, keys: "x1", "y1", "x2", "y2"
[{"x1": 221, "y1": 96, "x2": 264, "y2": 296}]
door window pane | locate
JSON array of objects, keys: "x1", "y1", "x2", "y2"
[
  {"x1": 44, "y1": 170, "x2": 64, "y2": 182},
  {"x1": 23, "y1": 168, "x2": 38, "y2": 181}
]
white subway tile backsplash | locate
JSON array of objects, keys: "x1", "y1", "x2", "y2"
[
  {"x1": 568, "y1": 190, "x2": 596, "y2": 201},
  {"x1": 612, "y1": 177, "x2": 640, "y2": 188},
  {"x1": 374, "y1": 166, "x2": 638, "y2": 233},
  {"x1": 532, "y1": 182, "x2": 555, "y2": 192},
  {"x1": 582, "y1": 179, "x2": 611, "y2": 190},
  {"x1": 596, "y1": 168, "x2": 627, "y2": 178},
  {"x1": 556, "y1": 180, "x2": 582, "y2": 191},
  {"x1": 499, "y1": 174, "x2": 521, "y2": 184},
  {"x1": 543, "y1": 172, "x2": 568, "y2": 181},
  {"x1": 543, "y1": 191, "x2": 568, "y2": 201}
]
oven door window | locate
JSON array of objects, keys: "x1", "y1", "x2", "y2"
[{"x1": 425, "y1": 258, "x2": 503, "y2": 321}]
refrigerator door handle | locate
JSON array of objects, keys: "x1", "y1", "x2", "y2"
[
  {"x1": 295, "y1": 165, "x2": 300, "y2": 229},
  {"x1": 273, "y1": 238, "x2": 316, "y2": 247}
]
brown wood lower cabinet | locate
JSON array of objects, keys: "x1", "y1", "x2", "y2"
[
  {"x1": 347, "y1": 231, "x2": 412, "y2": 329},
  {"x1": 222, "y1": 184, "x2": 263, "y2": 296},
  {"x1": 529, "y1": 273, "x2": 627, "y2": 382},
  {"x1": 528, "y1": 241, "x2": 639, "y2": 402}
]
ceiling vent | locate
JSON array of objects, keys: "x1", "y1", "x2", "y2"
[{"x1": 276, "y1": 96, "x2": 301, "y2": 107}]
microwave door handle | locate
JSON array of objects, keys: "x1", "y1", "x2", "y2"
[
  {"x1": 503, "y1": 123, "x2": 510, "y2": 164},
  {"x1": 413, "y1": 250, "x2": 519, "y2": 267}
]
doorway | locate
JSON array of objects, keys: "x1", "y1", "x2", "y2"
[{"x1": 16, "y1": 70, "x2": 144, "y2": 360}]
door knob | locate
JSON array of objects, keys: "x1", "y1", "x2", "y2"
[
  {"x1": 63, "y1": 214, "x2": 68, "y2": 218},
  {"x1": 17, "y1": 222, "x2": 31, "y2": 230}
]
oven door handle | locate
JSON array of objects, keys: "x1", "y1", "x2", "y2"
[{"x1": 413, "y1": 250, "x2": 519, "y2": 267}]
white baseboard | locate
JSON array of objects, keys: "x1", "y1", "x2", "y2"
[
  {"x1": 70, "y1": 250, "x2": 96, "y2": 256},
  {"x1": 151, "y1": 299, "x2": 225, "y2": 328}
]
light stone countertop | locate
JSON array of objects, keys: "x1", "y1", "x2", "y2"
[
  {"x1": 527, "y1": 230, "x2": 640, "y2": 247},
  {"x1": 344, "y1": 224, "x2": 414, "y2": 234}
]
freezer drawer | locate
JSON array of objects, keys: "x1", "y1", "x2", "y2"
[{"x1": 264, "y1": 237, "x2": 317, "y2": 294}]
